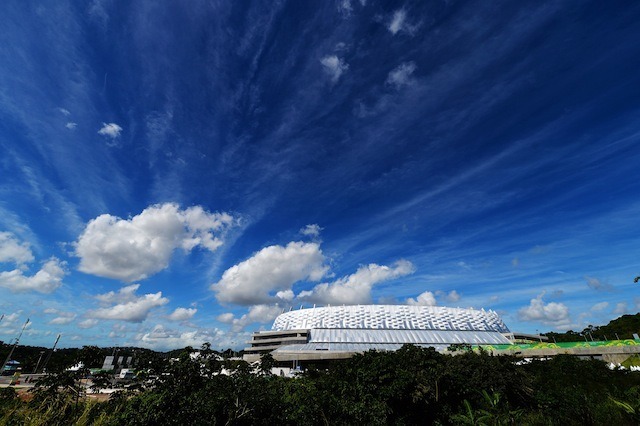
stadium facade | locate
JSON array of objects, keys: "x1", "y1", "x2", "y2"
[{"x1": 243, "y1": 305, "x2": 512, "y2": 363}]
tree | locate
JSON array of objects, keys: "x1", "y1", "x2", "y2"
[{"x1": 258, "y1": 353, "x2": 276, "y2": 376}]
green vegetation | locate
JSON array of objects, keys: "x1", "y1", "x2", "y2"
[
  {"x1": 544, "y1": 313, "x2": 640, "y2": 342},
  {"x1": 2, "y1": 345, "x2": 640, "y2": 425}
]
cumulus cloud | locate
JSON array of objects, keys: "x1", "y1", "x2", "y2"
[
  {"x1": 137, "y1": 324, "x2": 242, "y2": 351},
  {"x1": 386, "y1": 62, "x2": 416, "y2": 88},
  {"x1": 78, "y1": 319, "x2": 99, "y2": 329},
  {"x1": 211, "y1": 241, "x2": 329, "y2": 305},
  {"x1": 299, "y1": 260, "x2": 415, "y2": 305},
  {"x1": 216, "y1": 313, "x2": 235, "y2": 323},
  {"x1": 0, "y1": 258, "x2": 66, "y2": 293},
  {"x1": 434, "y1": 290, "x2": 461, "y2": 304},
  {"x1": 96, "y1": 284, "x2": 142, "y2": 304},
  {"x1": 220, "y1": 304, "x2": 283, "y2": 332},
  {"x1": 58, "y1": 108, "x2": 71, "y2": 116},
  {"x1": 300, "y1": 224, "x2": 323, "y2": 239},
  {"x1": 65, "y1": 122, "x2": 77, "y2": 130},
  {"x1": 75, "y1": 203, "x2": 236, "y2": 282},
  {"x1": 98, "y1": 122, "x2": 122, "y2": 138},
  {"x1": 0, "y1": 312, "x2": 21, "y2": 325},
  {"x1": 585, "y1": 276, "x2": 614, "y2": 292},
  {"x1": 321, "y1": 55, "x2": 348, "y2": 83},
  {"x1": 406, "y1": 290, "x2": 436, "y2": 306},
  {"x1": 168, "y1": 307, "x2": 197, "y2": 321},
  {"x1": 518, "y1": 293, "x2": 570, "y2": 327},
  {"x1": 0, "y1": 232, "x2": 34, "y2": 265},
  {"x1": 87, "y1": 286, "x2": 169, "y2": 322}
]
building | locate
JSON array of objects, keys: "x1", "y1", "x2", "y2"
[{"x1": 244, "y1": 305, "x2": 512, "y2": 363}]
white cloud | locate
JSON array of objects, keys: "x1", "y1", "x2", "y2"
[
  {"x1": 78, "y1": 319, "x2": 99, "y2": 329},
  {"x1": 211, "y1": 241, "x2": 329, "y2": 305},
  {"x1": 0, "y1": 312, "x2": 22, "y2": 329},
  {"x1": 136, "y1": 324, "x2": 242, "y2": 351},
  {"x1": 591, "y1": 302, "x2": 609, "y2": 312},
  {"x1": 436, "y1": 289, "x2": 461, "y2": 304},
  {"x1": 300, "y1": 224, "x2": 323, "y2": 238},
  {"x1": 58, "y1": 108, "x2": 71, "y2": 116},
  {"x1": 216, "y1": 313, "x2": 235, "y2": 323},
  {"x1": 98, "y1": 122, "x2": 122, "y2": 138},
  {"x1": 0, "y1": 232, "x2": 34, "y2": 265},
  {"x1": 95, "y1": 284, "x2": 141, "y2": 304},
  {"x1": 320, "y1": 55, "x2": 348, "y2": 83},
  {"x1": 446, "y1": 290, "x2": 461, "y2": 303},
  {"x1": 613, "y1": 302, "x2": 628, "y2": 315},
  {"x1": 87, "y1": 286, "x2": 169, "y2": 322},
  {"x1": 276, "y1": 289, "x2": 294, "y2": 301},
  {"x1": 386, "y1": 62, "x2": 416, "y2": 88},
  {"x1": 0, "y1": 258, "x2": 66, "y2": 293},
  {"x1": 75, "y1": 203, "x2": 236, "y2": 282},
  {"x1": 65, "y1": 122, "x2": 77, "y2": 130},
  {"x1": 299, "y1": 260, "x2": 415, "y2": 305},
  {"x1": 168, "y1": 307, "x2": 197, "y2": 321},
  {"x1": 222, "y1": 304, "x2": 284, "y2": 332},
  {"x1": 406, "y1": 290, "x2": 436, "y2": 306},
  {"x1": 49, "y1": 315, "x2": 76, "y2": 325},
  {"x1": 518, "y1": 293, "x2": 570, "y2": 327}
]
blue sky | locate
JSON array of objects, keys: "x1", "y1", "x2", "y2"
[{"x1": 1, "y1": 1, "x2": 639, "y2": 350}]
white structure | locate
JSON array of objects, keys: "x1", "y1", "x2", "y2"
[{"x1": 244, "y1": 305, "x2": 512, "y2": 362}]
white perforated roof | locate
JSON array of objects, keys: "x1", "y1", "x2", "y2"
[{"x1": 272, "y1": 305, "x2": 509, "y2": 333}]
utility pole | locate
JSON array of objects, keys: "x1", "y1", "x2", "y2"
[
  {"x1": 40, "y1": 334, "x2": 61, "y2": 373},
  {"x1": 0, "y1": 318, "x2": 29, "y2": 375}
]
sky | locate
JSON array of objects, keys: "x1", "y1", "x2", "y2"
[{"x1": 1, "y1": 1, "x2": 639, "y2": 351}]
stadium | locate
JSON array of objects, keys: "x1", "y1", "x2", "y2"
[{"x1": 243, "y1": 305, "x2": 513, "y2": 363}]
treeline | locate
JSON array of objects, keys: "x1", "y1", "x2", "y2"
[
  {"x1": 3, "y1": 345, "x2": 640, "y2": 425},
  {"x1": 544, "y1": 313, "x2": 640, "y2": 342},
  {"x1": 0, "y1": 343, "x2": 241, "y2": 374}
]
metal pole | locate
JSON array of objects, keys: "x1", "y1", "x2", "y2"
[
  {"x1": 40, "y1": 334, "x2": 61, "y2": 373},
  {"x1": 0, "y1": 318, "x2": 29, "y2": 375},
  {"x1": 33, "y1": 351, "x2": 45, "y2": 374}
]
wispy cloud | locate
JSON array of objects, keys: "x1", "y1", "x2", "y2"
[
  {"x1": 386, "y1": 62, "x2": 416, "y2": 88},
  {"x1": 386, "y1": 9, "x2": 419, "y2": 36},
  {"x1": 320, "y1": 55, "x2": 348, "y2": 83},
  {"x1": 98, "y1": 122, "x2": 123, "y2": 139}
]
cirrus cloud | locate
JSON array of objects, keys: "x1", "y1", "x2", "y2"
[{"x1": 386, "y1": 62, "x2": 417, "y2": 88}]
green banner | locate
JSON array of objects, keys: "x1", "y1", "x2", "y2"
[{"x1": 477, "y1": 339, "x2": 640, "y2": 352}]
